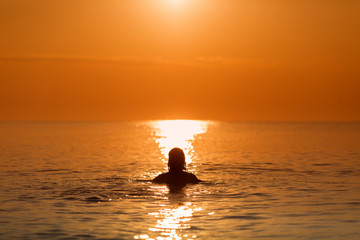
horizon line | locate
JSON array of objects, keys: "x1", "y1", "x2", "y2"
[{"x1": 0, "y1": 119, "x2": 359, "y2": 124}]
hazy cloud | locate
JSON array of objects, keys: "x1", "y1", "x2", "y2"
[{"x1": 0, "y1": 55, "x2": 286, "y2": 68}]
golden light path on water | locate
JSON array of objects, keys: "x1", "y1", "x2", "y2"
[
  {"x1": 134, "y1": 120, "x2": 210, "y2": 240},
  {"x1": 152, "y1": 120, "x2": 209, "y2": 166},
  {"x1": 134, "y1": 199, "x2": 203, "y2": 240},
  {"x1": 134, "y1": 191, "x2": 204, "y2": 240}
]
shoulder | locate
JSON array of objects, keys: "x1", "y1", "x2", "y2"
[
  {"x1": 184, "y1": 172, "x2": 201, "y2": 183},
  {"x1": 152, "y1": 171, "x2": 201, "y2": 185},
  {"x1": 152, "y1": 173, "x2": 169, "y2": 183}
]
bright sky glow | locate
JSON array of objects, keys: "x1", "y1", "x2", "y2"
[
  {"x1": 169, "y1": 0, "x2": 181, "y2": 5},
  {"x1": 1, "y1": 1, "x2": 359, "y2": 122},
  {"x1": 156, "y1": 0, "x2": 201, "y2": 13}
]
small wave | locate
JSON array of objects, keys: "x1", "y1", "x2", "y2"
[
  {"x1": 313, "y1": 163, "x2": 333, "y2": 166},
  {"x1": 113, "y1": 210, "x2": 126, "y2": 214},
  {"x1": 281, "y1": 213, "x2": 310, "y2": 217},
  {"x1": 223, "y1": 215, "x2": 269, "y2": 220},
  {"x1": 84, "y1": 196, "x2": 105, "y2": 203},
  {"x1": 253, "y1": 234, "x2": 290, "y2": 238},
  {"x1": 338, "y1": 170, "x2": 354, "y2": 174},
  {"x1": 74, "y1": 234, "x2": 95, "y2": 238},
  {"x1": 0, "y1": 209, "x2": 14, "y2": 212},
  {"x1": 18, "y1": 194, "x2": 36, "y2": 200},
  {"x1": 36, "y1": 169, "x2": 69, "y2": 172},
  {"x1": 238, "y1": 167, "x2": 295, "y2": 172},
  {"x1": 300, "y1": 202, "x2": 340, "y2": 207},
  {"x1": 63, "y1": 197, "x2": 79, "y2": 201},
  {"x1": 295, "y1": 188, "x2": 322, "y2": 193},
  {"x1": 132, "y1": 179, "x2": 153, "y2": 183},
  {"x1": 94, "y1": 177, "x2": 129, "y2": 182},
  {"x1": 249, "y1": 192, "x2": 272, "y2": 197},
  {"x1": 35, "y1": 231, "x2": 67, "y2": 238},
  {"x1": 342, "y1": 219, "x2": 359, "y2": 223},
  {"x1": 237, "y1": 223, "x2": 259, "y2": 229},
  {"x1": 226, "y1": 193, "x2": 246, "y2": 198},
  {"x1": 189, "y1": 226, "x2": 204, "y2": 230}
]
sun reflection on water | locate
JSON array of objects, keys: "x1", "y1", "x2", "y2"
[
  {"x1": 150, "y1": 202, "x2": 202, "y2": 240},
  {"x1": 135, "y1": 201, "x2": 202, "y2": 240},
  {"x1": 152, "y1": 120, "x2": 209, "y2": 166},
  {"x1": 134, "y1": 120, "x2": 209, "y2": 240}
]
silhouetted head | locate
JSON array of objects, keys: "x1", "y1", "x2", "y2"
[{"x1": 168, "y1": 148, "x2": 186, "y2": 172}]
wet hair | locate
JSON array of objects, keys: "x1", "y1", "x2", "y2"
[{"x1": 168, "y1": 147, "x2": 186, "y2": 171}]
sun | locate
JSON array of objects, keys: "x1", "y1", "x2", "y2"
[{"x1": 162, "y1": 0, "x2": 187, "y2": 9}]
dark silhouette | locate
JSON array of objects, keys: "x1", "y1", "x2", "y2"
[{"x1": 153, "y1": 148, "x2": 200, "y2": 191}]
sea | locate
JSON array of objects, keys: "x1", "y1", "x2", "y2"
[{"x1": 0, "y1": 121, "x2": 360, "y2": 240}]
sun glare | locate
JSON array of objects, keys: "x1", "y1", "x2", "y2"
[
  {"x1": 138, "y1": 202, "x2": 202, "y2": 240},
  {"x1": 158, "y1": 0, "x2": 192, "y2": 10},
  {"x1": 169, "y1": 0, "x2": 181, "y2": 5},
  {"x1": 152, "y1": 120, "x2": 209, "y2": 166}
]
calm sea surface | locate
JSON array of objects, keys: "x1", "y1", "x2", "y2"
[{"x1": 0, "y1": 121, "x2": 360, "y2": 240}]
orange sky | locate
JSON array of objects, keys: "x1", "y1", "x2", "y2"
[{"x1": 1, "y1": 0, "x2": 359, "y2": 121}]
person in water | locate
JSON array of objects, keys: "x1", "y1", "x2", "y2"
[{"x1": 153, "y1": 148, "x2": 200, "y2": 187}]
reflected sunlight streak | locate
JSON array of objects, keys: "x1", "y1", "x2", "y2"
[
  {"x1": 152, "y1": 120, "x2": 209, "y2": 166},
  {"x1": 134, "y1": 202, "x2": 202, "y2": 239},
  {"x1": 148, "y1": 202, "x2": 202, "y2": 240},
  {"x1": 135, "y1": 120, "x2": 209, "y2": 240}
]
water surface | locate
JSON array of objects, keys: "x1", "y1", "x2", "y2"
[{"x1": 0, "y1": 121, "x2": 360, "y2": 239}]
